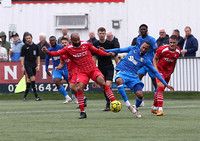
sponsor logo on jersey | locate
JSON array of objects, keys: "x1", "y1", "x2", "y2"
[
  {"x1": 128, "y1": 56, "x2": 138, "y2": 65},
  {"x1": 164, "y1": 58, "x2": 174, "y2": 62},
  {"x1": 73, "y1": 51, "x2": 88, "y2": 57}
]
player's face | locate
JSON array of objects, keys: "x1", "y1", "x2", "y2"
[
  {"x1": 139, "y1": 27, "x2": 147, "y2": 36},
  {"x1": 98, "y1": 31, "x2": 106, "y2": 40},
  {"x1": 140, "y1": 42, "x2": 150, "y2": 56},
  {"x1": 71, "y1": 36, "x2": 80, "y2": 47},
  {"x1": 169, "y1": 39, "x2": 178, "y2": 51},
  {"x1": 50, "y1": 38, "x2": 57, "y2": 47},
  {"x1": 25, "y1": 35, "x2": 32, "y2": 44},
  {"x1": 61, "y1": 40, "x2": 69, "y2": 47}
]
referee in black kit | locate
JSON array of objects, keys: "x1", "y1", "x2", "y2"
[{"x1": 21, "y1": 33, "x2": 42, "y2": 101}]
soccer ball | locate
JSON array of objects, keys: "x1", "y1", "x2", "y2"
[{"x1": 110, "y1": 101, "x2": 122, "y2": 113}]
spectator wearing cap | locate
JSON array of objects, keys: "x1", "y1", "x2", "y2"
[
  {"x1": 0, "y1": 38, "x2": 8, "y2": 61},
  {"x1": 0, "y1": 31, "x2": 11, "y2": 60},
  {"x1": 37, "y1": 33, "x2": 50, "y2": 60},
  {"x1": 10, "y1": 32, "x2": 24, "y2": 61}
]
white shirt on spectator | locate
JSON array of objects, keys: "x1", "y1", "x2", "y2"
[{"x1": 0, "y1": 46, "x2": 8, "y2": 61}]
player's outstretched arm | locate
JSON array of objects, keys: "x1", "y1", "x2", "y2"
[{"x1": 106, "y1": 46, "x2": 133, "y2": 54}]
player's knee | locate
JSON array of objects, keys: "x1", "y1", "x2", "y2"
[
  {"x1": 135, "y1": 91, "x2": 143, "y2": 99},
  {"x1": 116, "y1": 78, "x2": 123, "y2": 85}
]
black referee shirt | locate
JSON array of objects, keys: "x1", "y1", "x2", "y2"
[
  {"x1": 93, "y1": 40, "x2": 118, "y2": 70},
  {"x1": 21, "y1": 43, "x2": 39, "y2": 63}
]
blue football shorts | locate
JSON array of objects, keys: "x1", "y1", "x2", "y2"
[
  {"x1": 115, "y1": 71, "x2": 144, "y2": 93},
  {"x1": 53, "y1": 69, "x2": 68, "y2": 82}
]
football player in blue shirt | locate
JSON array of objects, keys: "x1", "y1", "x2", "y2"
[
  {"x1": 137, "y1": 24, "x2": 158, "y2": 91},
  {"x1": 106, "y1": 41, "x2": 174, "y2": 118},
  {"x1": 45, "y1": 36, "x2": 72, "y2": 104},
  {"x1": 136, "y1": 24, "x2": 158, "y2": 107}
]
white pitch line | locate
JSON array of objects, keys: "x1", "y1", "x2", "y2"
[{"x1": 0, "y1": 105, "x2": 199, "y2": 115}]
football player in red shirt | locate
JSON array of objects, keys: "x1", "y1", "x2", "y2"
[
  {"x1": 42, "y1": 33, "x2": 116, "y2": 119},
  {"x1": 151, "y1": 35, "x2": 181, "y2": 116}
]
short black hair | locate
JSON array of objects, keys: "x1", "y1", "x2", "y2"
[
  {"x1": 61, "y1": 37, "x2": 68, "y2": 41},
  {"x1": 143, "y1": 41, "x2": 151, "y2": 47},
  {"x1": 49, "y1": 36, "x2": 56, "y2": 40},
  {"x1": 139, "y1": 24, "x2": 148, "y2": 30},
  {"x1": 170, "y1": 35, "x2": 178, "y2": 40}
]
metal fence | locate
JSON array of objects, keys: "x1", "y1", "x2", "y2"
[{"x1": 142, "y1": 57, "x2": 200, "y2": 92}]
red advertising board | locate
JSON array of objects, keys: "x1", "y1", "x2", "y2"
[
  {"x1": 12, "y1": 0, "x2": 125, "y2": 4},
  {"x1": 0, "y1": 61, "x2": 53, "y2": 84}
]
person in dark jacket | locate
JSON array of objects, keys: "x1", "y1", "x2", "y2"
[
  {"x1": 179, "y1": 26, "x2": 198, "y2": 57},
  {"x1": 37, "y1": 33, "x2": 50, "y2": 60},
  {"x1": 156, "y1": 29, "x2": 169, "y2": 48},
  {"x1": 87, "y1": 31, "x2": 98, "y2": 44},
  {"x1": 0, "y1": 31, "x2": 11, "y2": 60},
  {"x1": 172, "y1": 29, "x2": 183, "y2": 48}
]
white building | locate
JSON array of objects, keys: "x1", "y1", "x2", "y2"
[{"x1": 0, "y1": 0, "x2": 200, "y2": 56}]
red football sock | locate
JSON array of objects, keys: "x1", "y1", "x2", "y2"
[
  {"x1": 77, "y1": 91, "x2": 85, "y2": 111},
  {"x1": 157, "y1": 87, "x2": 165, "y2": 107},
  {"x1": 104, "y1": 85, "x2": 115, "y2": 101},
  {"x1": 153, "y1": 92, "x2": 158, "y2": 107}
]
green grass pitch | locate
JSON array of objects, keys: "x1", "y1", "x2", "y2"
[{"x1": 0, "y1": 98, "x2": 200, "y2": 141}]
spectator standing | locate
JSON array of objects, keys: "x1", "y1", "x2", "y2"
[
  {"x1": 37, "y1": 33, "x2": 50, "y2": 60},
  {"x1": 106, "y1": 31, "x2": 120, "y2": 64},
  {"x1": 0, "y1": 38, "x2": 8, "y2": 61},
  {"x1": 10, "y1": 32, "x2": 24, "y2": 61},
  {"x1": 0, "y1": 31, "x2": 11, "y2": 60},
  {"x1": 179, "y1": 26, "x2": 198, "y2": 57},
  {"x1": 21, "y1": 33, "x2": 42, "y2": 101},
  {"x1": 172, "y1": 29, "x2": 183, "y2": 48},
  {"x1": 87, "y1": 31, "x2": 98, "y2": 44},
  {"x1": 58, "y1": 27, "x2": 69, "y2": 44},
  {"x1": 156, "y1": 29, "x2": 169, "y2": 48},
  {"x1": 93, "y1": 27, "x2": 119, "y2": 111},
  {"x1": 131, "y1": 31, "x2": 141, "y2": 46}
]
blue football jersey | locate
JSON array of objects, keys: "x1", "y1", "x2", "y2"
[
  {"x1": 106, "y1": 46, "x2": 167, "y2": 86},
  {"x1": 115, "y1": 46, "x2": 151, "y2": 76},
  {"x1": 136, "y1": 35, "x2": 157, "y2": 62},
  {"x1": 45, "y1": 44, "x2": 67, "y2": 70}
]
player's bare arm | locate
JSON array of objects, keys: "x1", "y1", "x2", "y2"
[
  {"x1": 153, "y1": 55, "x2": 159, "y2": 71},
  {"x1": 55, "y1": 61, "x2": 65, "y2": 71}
]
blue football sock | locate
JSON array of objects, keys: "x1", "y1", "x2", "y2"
[
  {"x1": 118, "y1": 85, "x2": 128, "y2": 102},
  {"x1": 154, "y1": 88, "x2": 158, "y2": 93},
  {"x1": 58, "y1": 86, "x2": 68, "y2": 97},
  {"x1": 135, "y1": 97, "x2": 143, "y2": 108}
]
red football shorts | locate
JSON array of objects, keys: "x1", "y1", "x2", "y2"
[
  {"x1": 76, "y1": 67, "x2": 104, "y2": 85},
  {"x1": 68, "y1": 73, "x2": 77, "y2": 84},
  {"x1": 156, "y1": 73, "x2": 171, "y2": 84}
]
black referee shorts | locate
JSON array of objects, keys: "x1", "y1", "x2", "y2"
[
  {"x1": 99, "y1": 68, "x2": 114, "y2": 81},
  {"x1": 25, "y1": 62, "x2": 36, "y2": 78}
]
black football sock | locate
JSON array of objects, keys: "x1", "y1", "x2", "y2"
[
  {"x1": 24, "y1": 83, "x2": 31, "y2": 98},
  {"x1": 31, "y1": 81, "x2": 38, "y2": 98}
]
